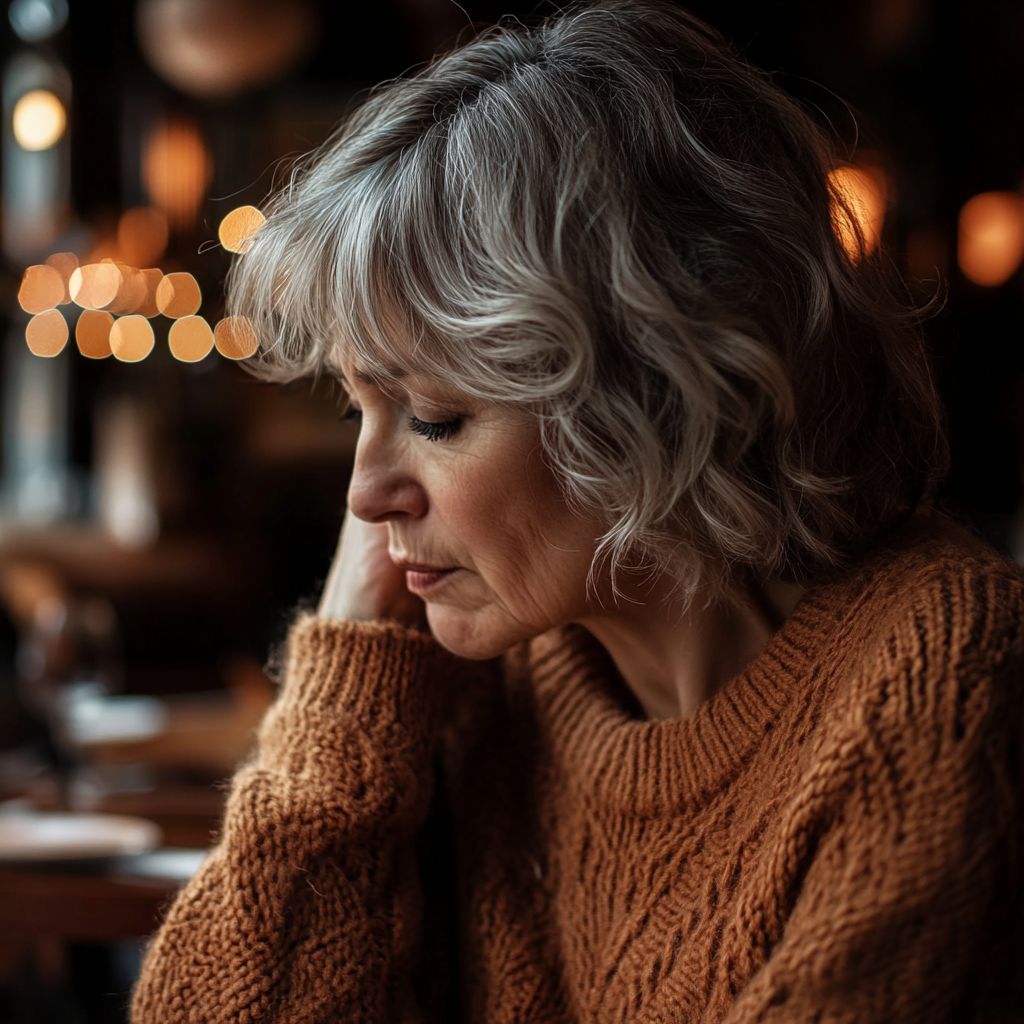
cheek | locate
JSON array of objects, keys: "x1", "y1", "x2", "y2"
[
  {"x1": 476, "y1": 500, "x2": 598, "y2": 620},
  {"x1": 432, "y1": 453, "x2": 528, "y2": 545},
  {"x1": 427, "y1": 423, "x2": 599, "y2": 617}
]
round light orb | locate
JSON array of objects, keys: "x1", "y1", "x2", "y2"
[
  {"x1": 9, "y1": 0, "x2": 68, "y2": 42},
  {"x1": 155, "y1": 272, "x2": 201, "y2": 318},
  {"x1": 218, "y1": 205, "x2": 265, "y2": 253},
  {"x1": 70, "y1": 263, "x2": 122, "y2": 310},
  {"x1": 958, "y1": 191, "x2": 1024, "y2": 288},
  {"x1": 77, "y1": 310, "x2": 114, "y2": 359},
  {"x1": 13, "y1": 89, "x2": 67, "y2": 151},
  {"x1": 110, "y1": 316, "x2": 155, "y2": 363},
  {"x1": 829, "y1": 164, "x2": 887, "y2": 259},
  {"x1": 169, "y1": 315, "x2": 214, "y2": 362},
  {"x1": 136, "y1": 0, "x2": 315, "y2": 100},
  {"x1": 18, "y1": 264, "x2": 65, "y2": 314},
  {"x1": 25, "y1": 308, "x2": 68, "y2": 357},
  {"x1": 214, "y1": 316, "x2": 258, "y2": 360}
]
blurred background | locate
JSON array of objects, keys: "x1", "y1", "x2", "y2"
[{"x1": 0, "y1": 0, "x2": 1021, "y2": 1020}]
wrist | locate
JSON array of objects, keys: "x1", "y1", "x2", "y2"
[{"x1": 269, "y1": 616, "x2": 444, "y2": 736}]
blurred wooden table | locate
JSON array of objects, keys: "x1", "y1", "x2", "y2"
[
  {"x1": 0, "y1": 863, "x2": 180, "y2": 941},
  {"x1": 93, "y1": 784, "x2": 225, "y2": 849},
  {"x1": 0, "y1": 848, "x2": 205, "y2": 999}
]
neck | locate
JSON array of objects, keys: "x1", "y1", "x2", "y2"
[{"x1": 580, "y1": 577, "x2": 804, "y2": 720}]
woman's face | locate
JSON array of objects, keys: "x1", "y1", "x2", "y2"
[{"x1": 335, "y1": 352, "x2": 605, "y2": 659}]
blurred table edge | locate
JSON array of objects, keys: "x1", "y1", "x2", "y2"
[{"x1": 0, "y1": 847, "x2": 206, "y2": 941}]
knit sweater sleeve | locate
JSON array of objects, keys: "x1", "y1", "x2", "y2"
[
  {"x1": 721, "y1": 565, "x2": 1024, "y2": 1024},
  {"x1": 131, "y1": 615, "x2": 451, "y2": 1024}
]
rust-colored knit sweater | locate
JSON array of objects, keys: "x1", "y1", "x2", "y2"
[{"x1": 132, "y1": 519, "x2": 1024, "y2": 1023}]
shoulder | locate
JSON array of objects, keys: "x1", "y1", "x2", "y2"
[
  {"x1": 851, "y1": 513, "x2": 1024, "y2": 618},
  {"x1": 835, "y1": 515, "x2": 1024, "y2": 682},
  {"x1": 805, "y1": 514, "x2": 1024, "y2": 778}
]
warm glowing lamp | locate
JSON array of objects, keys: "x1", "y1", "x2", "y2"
[
  {"x1": 12, "y1": 88, "x2": 66, "y2": 151},
  {"x1": 829, "y1": 164, "x2": 887, "y2": 259},
  {"x1": 25, "y1": 308, "x2": 68, "y2": 356},
  {"x1": 214, "y1": 316, "x2": 258, "y2": 359},
  {"x1": 142, "y1": 116, "x2": 213, "y2": 232},
  {"x1": 957, "y1": 191, "x2": 1024, "y2": 287}
]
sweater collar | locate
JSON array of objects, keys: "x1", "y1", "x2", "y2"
[{"x1": 526, "y1": 580, "x2": 859, "y2": 816}]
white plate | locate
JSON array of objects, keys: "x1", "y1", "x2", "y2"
[{"x1": 0, "y1": 812, "x2": 162, "y2": 861}]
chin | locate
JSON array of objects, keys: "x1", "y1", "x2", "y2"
[{"x1": 426, "y1": 606, "x2": 530, "y2": 661}]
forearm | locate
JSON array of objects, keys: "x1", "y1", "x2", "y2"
[{"x1": 132, "y1": 617, "x2": 449, "y2": 1024}]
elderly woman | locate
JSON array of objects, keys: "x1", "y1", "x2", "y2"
[{"x1": 132, "y1": 2, "x2": 1023, "y2": 1021}]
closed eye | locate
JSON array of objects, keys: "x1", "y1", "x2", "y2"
[{"x1": 408, "y1": 415, "x2": 462, "y2": 442}]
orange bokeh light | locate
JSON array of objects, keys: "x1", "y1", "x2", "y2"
[
  {"x1": 134, "y1": 268, "x2": 164, "y2": 318},
  {"x1": 218, "y1": 205, "x2": 265, "y2": 253},
  {"x1": 45, "y1": 252, "x2": 79, "y2": 304},
  {"x1": 76, "y1": 310, "x2": 114, "y2": 359},
  {"x1": 143, "y1": 116, "x2": 213, "y2": 233},
  {"x1": 109, "y1": 315, "x2": 155, "y2": 363},
  {"x1": 18, "y1": 264, "x2": 65, "y2": 314},
  {"x1": 118, "y1": 207, "x2": 169, "y2": 268},
  {"x1": 829, "y1": 164, "x2": 888, "y2": 259},
  {"x1": 107, "y1": 265, "x2": 149, "y2": 316},
  {"x1": 70, "y1": 263, "x2": 122, "y2": 310},
  {"x1": 156, "y1": 272, "x2": 201, "y2": 318},
  {"x1": 168, "y1": 315, "x2": 214, "y2": 362},
  {"x1": 957, "y1": 191, "x2": 1024, "y2": 287},
  {"x1": 25, "y1": 309, "x2": 68, "y2": 357},
  {"x1": 214, "y1": 316, "x2": 259, "y2": 360}
]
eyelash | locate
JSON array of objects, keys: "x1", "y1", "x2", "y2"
[
  {"x1": 338, "y1": 406, "x2": 462, "y2": 443},
  {"x1": 408, "y1": 415, "x2": 463, "y2": 442}
]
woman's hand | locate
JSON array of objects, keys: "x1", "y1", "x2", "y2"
[{"x1": 318, "y1": 512, "x2": 428, "y2": 629}]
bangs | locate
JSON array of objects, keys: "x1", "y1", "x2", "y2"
[
  {"x1": 224, "y1": 153, "x2": 432, "y2": 386},
  {"x1": 227, "y1": 114, "x2": 591, "y2": 405}
]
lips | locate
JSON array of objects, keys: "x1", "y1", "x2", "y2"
[{"x1": 392, "y1": 557, "x2": 460, "y2": 597}]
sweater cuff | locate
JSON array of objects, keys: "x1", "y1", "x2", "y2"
[{"x1": 271, "y1": 613, "x2": 450, "y2": 741}]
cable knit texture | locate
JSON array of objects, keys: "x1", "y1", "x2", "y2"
[{"x1": 132, "y1": 518, "x2": 1024, "y2": 1023}]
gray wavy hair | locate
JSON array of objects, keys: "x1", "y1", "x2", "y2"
[{"x1": 227, "y1": 0, "x2": 947, "y2": 601}]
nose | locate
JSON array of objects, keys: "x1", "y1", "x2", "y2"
[{"x1": 346, "y1": 421, "x2": 428, "y2": 524}]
